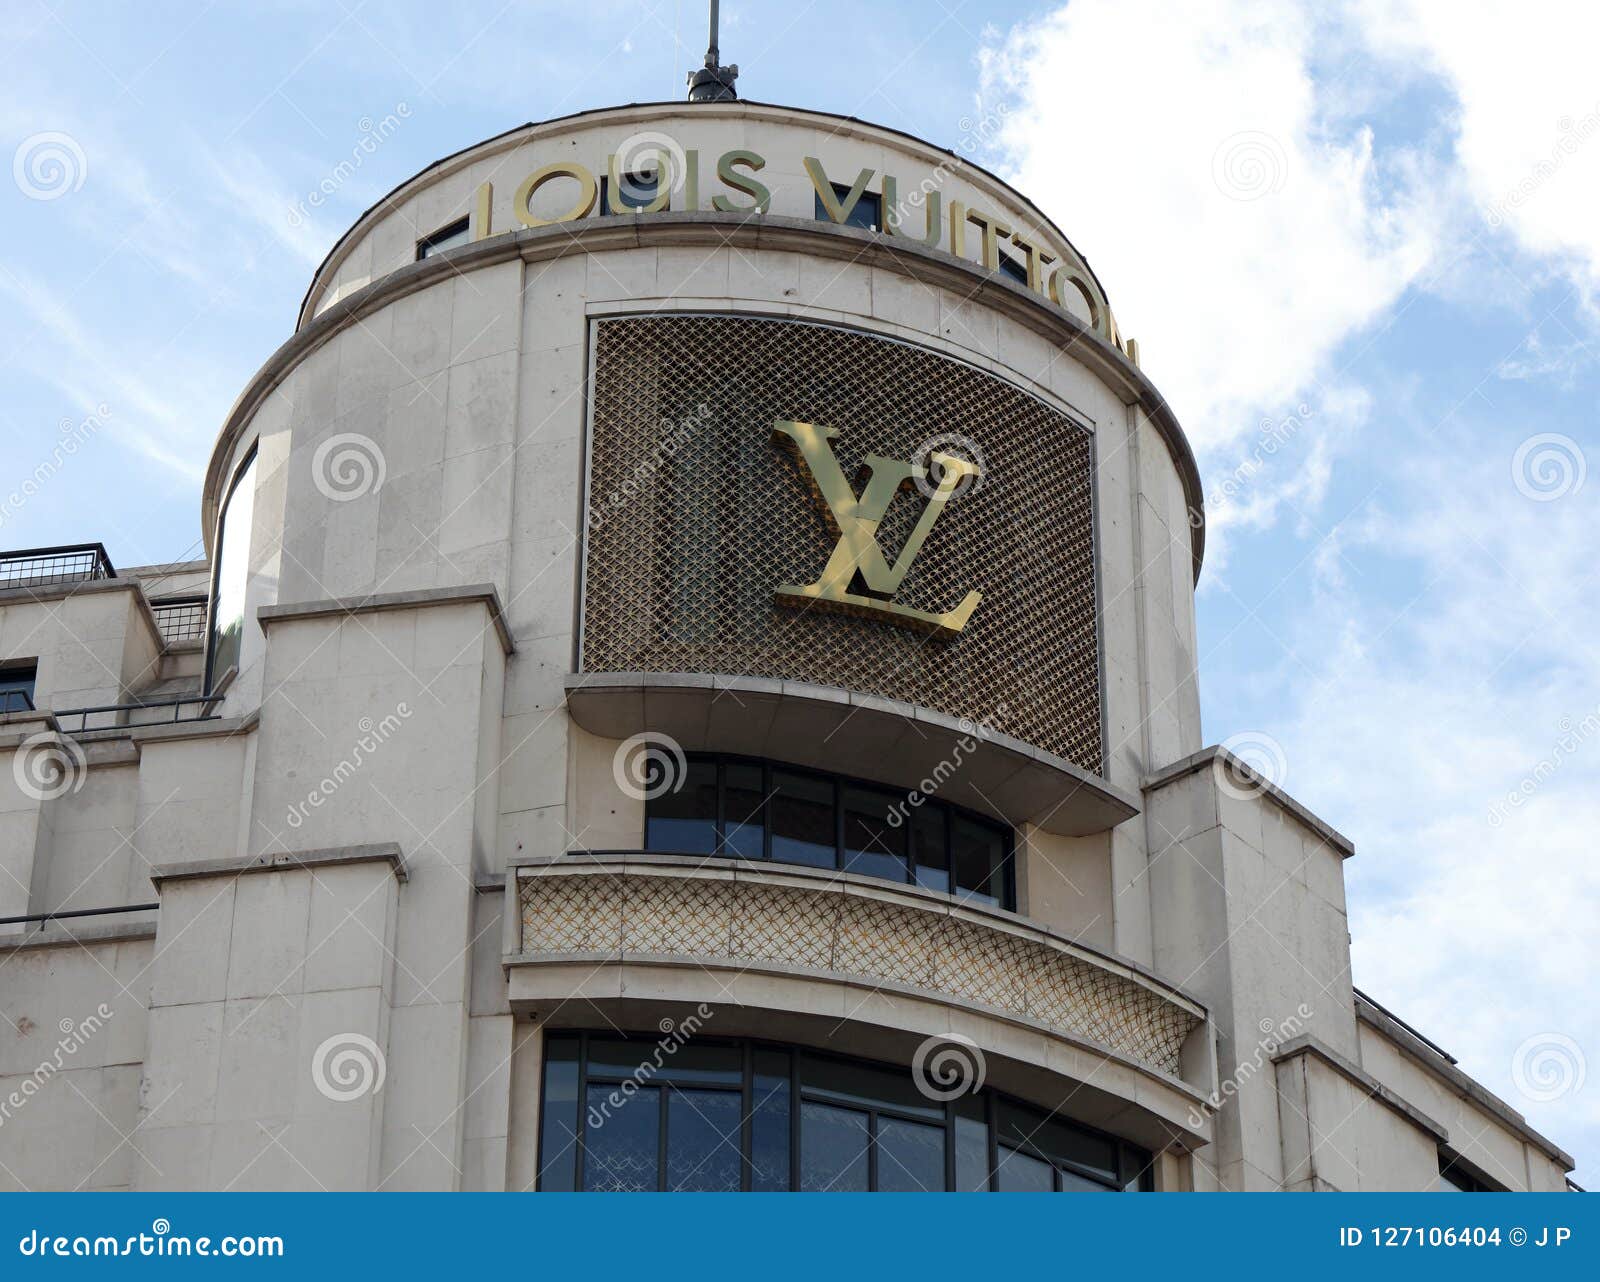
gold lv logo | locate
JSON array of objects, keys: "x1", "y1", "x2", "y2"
[{"x1": 772, "y1": 419, "x2": 983, "y2": 636}]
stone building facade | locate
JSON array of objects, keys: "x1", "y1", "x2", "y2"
[{"x1": 0, "y1": 98, "x2": 1576, "y2": 1192}]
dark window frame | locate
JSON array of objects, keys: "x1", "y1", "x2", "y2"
[
  {"x1": 813, "y1": 181, "x2": 882, "y2": 232},
  {"x1": 203, "y1": 445, "x2": 258, "y2": 695},
  {"x1": 643, "y1": 751, "x2": 1016, "y2": 911},
  {"x1": 599, "y1": 169, "x2": 663, "y2": 215},
  {"x1": 415, "y1": 216, "x2": 470, "y2": 260},
  {"x1": 536, "y1": 1031, "x2": 1153, "y2": 1193},
  {"x1": 0, "y1": 661, "x2": 38, "y2": 714},
  {"x1": 1438, "y1": 1150, "x2": 1502, "y2": 1192}
]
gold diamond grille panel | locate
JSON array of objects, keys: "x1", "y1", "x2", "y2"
[
  {"x1": 518, "y1": 870, "x2": 1200, "y2": 1080},
  {"x1": 582, "y1": 314, "x2": 1102, "y2": 772}
]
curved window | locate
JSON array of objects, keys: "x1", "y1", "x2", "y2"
[
  {"x1": 205, "y1": 449, "x2": 257, "y2": 691},
  {"x1": 643, "y1": 753, "x2": 1015, "y2": 911},
  {"x1": 537, "y1": 1033, "x2": 1153, "y2": 1192}
]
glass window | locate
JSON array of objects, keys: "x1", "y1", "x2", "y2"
[
  {"x1": 995, "y1": 1145, "x2": 1054, "y2": 1191},
  {"x1": 600, "y1": 170, "x2": 661, "y2": 213},
  {"x1": 954, "y1": 1095, "x2": 989, "y2": 1191},
  {"x1": 842, "y1": 784, "x2": 906, "y2": 882},
  {"x1": 666, "y1": 1088, "x2": 741, "y2": 1192},
  {"x1": 800, "y1": 1052, "x2": 942, "y2": 1121},
  {"x1": 416, "y1": 217, "x2": 470, "y2": 259},
  {"x1": 770, "y1": 769, "x2": 836, "y2": 868},
  {"x1": 583, "y1": 1083, "x2": 660, "y2": 1192},
  {"x1": 952, "y1": 812, "x2": 1005, "y2": 907},
  {"x1": 722, "y1": 760, "x2": 767, "y2": 858},
  {"x1": 912, "y1": 804, "x2": 950, "y2": 894},
  {"x1": 644, "y1": 759, "x2": 718, "y2": 853},
  {"x1": 814, "y1": 182, "x2": 881, "y2": 232},
  {"x1": 206, "y1": 450, "x2": 257, "y2": 690},
  {"x1": 0, "y1": 663, "x2": 37, "y2": 714},
  {"x1": 536, "y1": 1035, "x2": 580, "y2": 1191},
  {"x1": 750, "y1": 1049, "x2": 791, "y2": 1192},
  {"x1": 641, "y1": 755, "x2": 1016, "y2": 910},
  {"x1": 800, "y1": 1102, "x2": 869, "y2": 1191},
  {"x1": 876, "y1": 1116, "x2": 944, "y2": 1192},
  {"x1": 540, "y1": 1034, "x2": 1148, "y2": 1193},
  {"x1": 585, "y1": 1037, "x2": 741, "y2": 1087},
  {"x1": 998, "y1": 1100, "x2": 1118, "y2": 1185}
]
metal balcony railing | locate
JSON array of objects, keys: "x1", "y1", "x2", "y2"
[
  {"x1": 150, "y1": 594, "x2": 209, "y2": 645},
  {"x1": 0, "y1": 543, "x2": 116, "y2": 591},
  {"x1": 0, "y1": 689, "x2": 36, "y2": 714},
  {"x1": 53, "y1": 695, "x2": 221, "y2": 735}
]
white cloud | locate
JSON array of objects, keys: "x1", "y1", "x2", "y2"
[
  {"x1": 1278, "y1": 442, "x2": 1600, "y2": 1171},
  {"x1": 1358, "y1": 0, "x2": 1600, "y2": 295},
  {"x1": 979, "y1": 0, "x2": 1442, "y2": 447},
  {"x1": 981, "y1": 0, "x2": 1598, "y2": 1181}
]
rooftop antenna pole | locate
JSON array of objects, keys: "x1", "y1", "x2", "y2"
[{"x1": 687, "y1": 0, "x2": 738, "y2": 102}]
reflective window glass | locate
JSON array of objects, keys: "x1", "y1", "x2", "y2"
[
  {"x1": 722, "y1": 761, "x2": 767, "y2": 858},
  {"x1": 912, "y1": 804, "x2": 950, "y2": 893},
  {"x1": 770, "y1": 770, "x2": 835, "y2": 867},
  {"x1": 536, "y1": 1036, "x2": 580, "y2": 1191},
  {"x1": 800, "y1": 1101, "x2": 869, "y2": 1192},
  {"x1": 841, "y1": 784, "x2": 906, "y2": 882},
  {"x1": 995, "y1": 1145, "x2": 1054, "y2": 1191},
  {"x1": 583, "y1": 1084, "x2": 659, "y2": 1192},
  {"x1": 207, "y1": 452, "x2": 257, "y2": 688},
  {"x1": 667, "y1": 1088, "x2": 742, "y2": 1192},
  {"x1": 750, "y1": 1050, "x2": 791, "y2": 1192},
  {"x1": 644, "y1": 759, "x2": 718, "y2": 853},
  {"x1": 952, "y1": 812, "x2": 1004, "y2": 906},
  {"x1": 875, "y1": 1116, "x2": 944, "y2": 1192}
]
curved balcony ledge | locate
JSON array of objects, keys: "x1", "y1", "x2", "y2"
[
  {"x1": 564, "y1": 672, "x2": 1140, "y2": 838},
  {"x1": 506, "y1": 853, "x2": 1214, "y2": 1147}
]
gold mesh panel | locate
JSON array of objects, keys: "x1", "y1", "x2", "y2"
[
  {"x1": 518, "y1": 868, "x2": 1202, "y2": 1080},
  {"x1": 582, "y1": 314, "x2": 1103, "y2": 772}
]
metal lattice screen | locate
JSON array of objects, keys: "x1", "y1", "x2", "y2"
[{"x1": 581, "y1": 314, "x2": 1103, "y2": 774}]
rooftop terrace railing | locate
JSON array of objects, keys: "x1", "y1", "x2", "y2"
[
  {"x1": 0, "y1": 543, "x2": 116, "y2": 590},
  {"x1": 53, "y1": 694, "x2": 222, "y2": 735},
  {"x1": 150, "y1": 594, "x2": 209, "y2": 645}
]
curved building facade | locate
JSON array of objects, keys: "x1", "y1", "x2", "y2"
[{"x1": 0, "y1": 98, "x2": 1576, "y2": 1193}]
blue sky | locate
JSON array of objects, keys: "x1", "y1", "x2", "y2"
[{"x1": 2, "y1": 2, "x2": 1594, "y2": 1184}]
